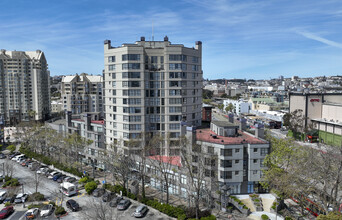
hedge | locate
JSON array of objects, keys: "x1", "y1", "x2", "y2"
[
  {"x1": 27, "y1": 203, "x2": 44, "y2": 209},
  {"x1": 261, "y1": 214, "x2": 270, "y2": 220},
  {"x1": 55, "y1": 206, "x2": 66, "y2": 216},
  {"x1": 2, "y1": 177, "x2": 20, "y2": 187},
  {"x1": 19, "y1": 147, "x2": 83, "y2": 177},
  {"x1": 29, "y1": 192, "x2": 45, "y2": 201}
]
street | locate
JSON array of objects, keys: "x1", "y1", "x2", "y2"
[{"x1": 0, "y1": 158, "x2": 174, "y2": 220}]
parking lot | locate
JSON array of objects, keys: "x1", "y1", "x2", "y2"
[{"x1": 0, "y1": 155, "x2": 174, "y2": 220}]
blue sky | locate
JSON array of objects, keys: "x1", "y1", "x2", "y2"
[{"x1": 1, "y1": 0, "x2": 342, "y2": 79}]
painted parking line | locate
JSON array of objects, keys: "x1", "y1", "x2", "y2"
[{"x1": 77, "y1": 192, "x2": 86, "y2": 198}]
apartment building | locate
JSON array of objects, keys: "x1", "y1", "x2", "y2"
[
  {"x1": 223, "y1": 99, "x2": 250, "y2": 115},
  {"x1": 104, "y1": 37, "x2": 202, "y2": 155},
  {"x1": 46, "y1": 111, "x2": 106, "y2": 170},
  {"x1": 0, "y1": 49, "x2": 50, "y2": 125},
  {"x1": 61, "y1": 73, "x2": 103, "y2": 116}
]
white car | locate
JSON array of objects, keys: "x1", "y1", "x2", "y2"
[
  {"x1": 40, "y1": 204, "x2": 54, "y2": 217},
  {"x1": 48, "y1": 171, "x2": 59, "y2": 179},
  {"x1": 37, "y1": 167, "x2": 48, "y2": 174},
  {"x1": 25, "y1": 208, "x2": 40, "y2": 219}
]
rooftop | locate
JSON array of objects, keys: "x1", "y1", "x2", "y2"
[
  {"x1": 212, "y1": 121, "x2": 237, "y2": 127},
  {"x1": 72, "y1": 118, "x2": 104, "y2": 125},
  {"x1": 196, "y1": 128, "x2": 267, "y2": 145},
  {"x1": 149, "y1": 155, "x2": 182, "y2": 167}
]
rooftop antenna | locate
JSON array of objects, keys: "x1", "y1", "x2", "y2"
[{"x1": 152, "y1": 20, "x2": 154, "y2": 42}]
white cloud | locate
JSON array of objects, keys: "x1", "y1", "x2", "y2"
[{"x1": 297, "y1": 31, "x2": 342, "y2": 49}]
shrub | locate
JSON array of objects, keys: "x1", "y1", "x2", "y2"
[
  {"x1": 49, "y1": 201, "x2": 56, "y2": 206},
  {"x1": 285, "y1": 217, "x2": 293, "y2": 220},
  {"x1": 6, "y1": 145, "x2": 16, "y2": 153},
  {"x1": 254, "y1": 198, "x2": 260, "y2": 202},
  {"x1": 27, "y1": 203, "x2": 43, "y2": 209},
  {"x1": 141, "y1": 198, "x2": 185, "y2": 218},
  {"x1": 85, "y1": 181, "x2": 97, "y2": 194},
  {"x1": 4, "y1": 202, "x2": 11, "y2": 207},
  {"x1": 55, "y1": 206, "x2": 66, "y2": 216},
  {"x1": 2, "y1": 178, "x2": 20, "y2": 187},
  {"x1": 261, "y1": 214, "x2": 270, "y2": 220},
  {"x1": 29, "y1": 192, "x2": 45, "y2": 201},
  {"x1": 79, "y1": 176, "x2": 89, "y2": 185}
]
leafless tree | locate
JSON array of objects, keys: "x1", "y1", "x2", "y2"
[
  {"x1": 4, "y1": 160, "x2": 15, "y2": 178},
  {"x1": 80, "y1": 197, "x2": 119, "y2": 220},
  {"x1": 30, "y1": 172, "x2": 43, "y2": 194}
]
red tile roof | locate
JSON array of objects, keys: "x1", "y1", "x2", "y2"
[
  {"x1": 196, "y1": 128, "x2": 267, "y2": 145},
  {"x1": 149, "y1": 155, "x2": 182, "y2": 167}
]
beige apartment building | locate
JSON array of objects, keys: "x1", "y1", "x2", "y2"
[
  {"x1": 0, "y1": 49, "x2": 50, "y2": 125},
  {"x1": 61, "y1": 73, "x2": 103, "y2": 116},
  {"x1": 104, "y1": 37, "x2": 203, "y2": 155}
]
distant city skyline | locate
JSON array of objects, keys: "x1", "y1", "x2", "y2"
[{"x1": 1, "y1": 0, "x2": 342, "y2": 79}]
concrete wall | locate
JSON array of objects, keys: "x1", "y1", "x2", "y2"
[{"x1": 322, "y1": 104, "x2": 342, "y2": 122}]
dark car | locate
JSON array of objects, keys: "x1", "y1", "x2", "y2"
[
  {"x1": 56, "y1": 175, "x2": 67, "y2": 183},
  {"x1": 52, "y1": 173, "x2": 63, "y2": 181},
  {"x1": 117, "y1": 199, "x2": 131, "y2": 210},
  {"x1": 134, "y1": 205, "x2": 149, "y2": 218},
  {"x1": 92, "y1": 188, "x2": 106, "y2": 197},
  {"x1": 4, "y1": 194, "x2": 17, "y2": 203},
  {"x1": 0, "y1": 154, "x2": 6, "y2": 159},
  {"x1": 66, "y1": 199, "x2": 79, "y2": 212},
  {"x1": 0, "y1": 192, "x2": 7, "y2": 204},
  {"x1": 65, "y1": 177, "x2": 76, "y2": 183},
  {"x1": 109, "y1": 196, "x2": 122, "y2": 207},
  {"x1": 22, "y1": 160, "x2": 32, "y2": 166},
  {"x1": 102, "y1": 191, "x2": 116, "y2": 202},
  {"x1": 14, "y1": 193, "x2": 29, "y2": 204},
  {"x1": 0, "y1": 206, "x2": 14, "y2": 219},
  {"x1": 8, "y1": 152, "x2": 20, "y2": 159}
]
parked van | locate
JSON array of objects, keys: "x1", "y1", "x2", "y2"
[
  {"x1": 12, "y1": 154, "x2": 24, "y2": 161},
  {"x1": 60, "y1": 182, "x2": 77, "y2": 197}
]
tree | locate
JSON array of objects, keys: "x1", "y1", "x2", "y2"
[
  {"x1": 225, "y1": 103, "x2": 234, "y2": 113},
  {"x1": 3, "y1": 160, "x2": 15, "y2": 178},
  {"x1": 317, "y1": 212, "x2": 342, "y2": 220},
  {"x1": 220, "y1": 93, "x2": 229, "y2": 98},
  {"x1": 180, "y1": 140, "x2": 216, "y2": 219},
  {"x1": 218, "y1": 104, "x2": 224, "y2": 112},
  {"x1": 6, "y1": 145, "x2": 16, "y2": 153},
  {"x1": 80, "y1": 197, "x2": 119, "y2": 220},
  {"x1": 202, "y1": 89, "x2": 214, "y2": 99},
  {"x1": 64, "y1": 132, "x2": 93, "y2": 172},
  {"x1": 32, "y1": 172, "x2": 42, "y2": 194}
]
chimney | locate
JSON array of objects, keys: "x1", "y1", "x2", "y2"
[
  {"x1": 195, "y1": 41, "x2": 202, "y2": 50},
  {"x1": 255, "y1": 123, "x2": 265, "y2": 139},
  {"x1": 228, "y1": 113, "x2": 234, "y2": 124},
  {"x1": 104, "y1": 39, "x2": 111, "y2": 49},
  {"x1": 239, "y1": 117, "x2": 247, "y2": 131},
  {"x1": 164, "y1": 36, "x2": 169, "y2": 41},
  {"x1": 140, "y1": 36, "x2": 145, "y2": 41}
]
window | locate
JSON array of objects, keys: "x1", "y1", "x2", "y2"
[
  {"x1": 169, "y1": 90, "x2": 181, "y2": 96},
  {"x1": 108, "y1": 64, "x2": 116, "y2": 71},
  {"x1": 235, "y1": 160, "x2": 239, "y2": 164},
  {"x1": 254, "y1": 148, "x2": 258, "y2": 153},
  {"x1": 123, "y1": 107, "x2": 141, "y2": 113},
  {"x1": 191, "y1": 65, "x2": 199, "y2": 71},
  {"x1": 220, "y1": 171, "x2": 232, "y2": 179},
  {"x1": 151, "y1": 56, "x2": 158, "y2": 63},
  {"x1": 253, "y1": 159, "x2": 258, "y2": 163},
  {"x1": 235, "y1": 171, "x2": 239, "y2": 175},
  {"x1": 169, "y1": 123, "x2": 180, "y2": 130},
  {"x1": 112, "y1": 81, "x2": 116, "y2": 87},
  {"x1": 169, "y1": 63, "x2": 186, "y2": 70},
  {"x1": 122, "y1": 63, "x2": 140, "y2": 70},
  {"x1": 261, "y1": 148, "x2": 268, "y2": 156},
  {"x1": 169, "y1": 106, "x2": 182, "y2": 113},
  {"x1": 112, "y1": 73, "x2": 116, "y2": 79},
  {"x1": 192, "y1": 56, "x2": 199, "y2": 63},
  {"x1": 169, "y1": 54, "x2": 187, "y2": 61},
  {"x1": 220, "y1": 160, "x2": 232, "y2": 168},
  {"x1": 181, "y1": 175, "x2": 187, "y2": 184},
  {"x1": 205, "y1": 169, "x2": 210, "y2": 177},
  {"x1": 208, "y1": 146, "x2": 214, "y2": 154},
  {"x1": 260, "y1": 159, "x2": 265, "y2": 167},
  {"x1": 169, "y1": 115, "x2": 181, "y2": 121},
  {"x1": 122, "y1": 81, "x2": 140, "y2": 87},
  {"x1": 235, "y1": 149, "x2": 240, "y2": 153},
  {"x1": 253, "y1": 170, "x2": 258, "y2": 174},
  {"x1": 169, "y1": 81, "x2": 180, "y2": 87},
  {"x1": 192, "y1": 155, "x2": 198, "y2": 163},
  {"x1": 123, "y1": 115, "x2": 141, "y2": 122},
  {"x1": 123, "y1": 124, "x2": 141, "y2": 131},
  {"x1": 108, "y1": 56, "x2": 115, "y2": 62},
  {"x1": 123, "y1": 98, "x2": 141, "y2": 105},
  {"x1": 169, "y1": 98, "x2": 182, "y2": 104},
  {"x1": 221, "y1": 149, "x2": 232, "y2": 156},
  {"x1": 123, "y1": 90, "x2": 141, "y2": 96},
  {"x1": 122, "y1": 54, "x2": 140, "y2": 61},
  {"x1": 169, "y1": 72, "x2": 182, "y2": 78},
  {"x1": 122, "y1": 72, "x2": 140, "y2": 78}
]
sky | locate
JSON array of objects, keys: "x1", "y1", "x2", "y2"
[{"x1": 1, "y1": 0, "x2": 342, "y2": 80}]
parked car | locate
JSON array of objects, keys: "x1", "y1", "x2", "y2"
[
  {"x1": 133, "y1": 205, "x2": 149, "y2": 218},
  {"x1": 25, "y1": 208, "x2": 40, "y2": 219},
  {"x1": 64, "y1": 177, "x2": 76, "y2": 183},
  {"x1": 12, "y1": 154, "x2": 24, "y2": 161},
  {"x1": 14, "y1": 193, "x2": 28, "y2": 203},
  {"x1": 37, "y1": 167, "x2": 48, "y2": 174},
  {"x1": 29, "y1": 162, "x2": 39, "y2": 170},
  {"x1": 42, "y1": 169, "x2": 53, "y2": 176},
  {"x1": 4, "y1": 194, "x2": 16, "y2": 204},
  {"x1": 21, "y1": 159, "x2": 32, "y2": 166},
  {"x1": 52, "y1": 173, "x2": 63, "y2": 181},
  {"x1": 0, "y1": 192, "x2": 7, "y2": 204},
  {"x1": 92, "y1": 188, "x2": 106, "y2": 197},
  {"x1": 17, "y1": 157, "x2": 27, "y2": 163},
  {"x1": 56, "y1": 175, "x2": 67, "y2": 183},
  {"x1": 0, "y1": 206, "x2": 14, "y2": 219},
  {"x1": 40, "y1": 204, "x2": 54, "y2": 217},
  {"x1": 102, "y1": 191, "x2": 116, "y2": 202},
  {"x1": 66, "y1": 199, "x2": 79, "y2": 212},
  {"x1": 117, "y1": 199, "x2": 131, "y2": 210},
  {"x1": 48, "y1": 171, "x2": 60, "y2": 179},
  {"x1": 8, "y1": 152, "x2": 20, "y2": 159},
  {"x1": 0, "y1": 154, "x2": 6, "y2": 159}
]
